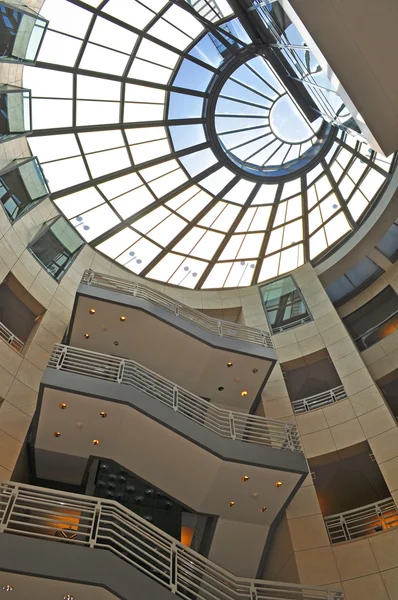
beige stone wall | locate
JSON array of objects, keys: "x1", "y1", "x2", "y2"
[
  {"x1": 335, "y1": 260, "x2": 398, "y2": 384},
  {"x1": 255, "y1": 262, "x2": 398, "y2": 600}
]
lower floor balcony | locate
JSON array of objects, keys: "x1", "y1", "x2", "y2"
[
  {"x1": 0, "y1": 482, "x2": 343, "y2": 600},
  {"x1": 325, "y1": 497, "x2": 398, "y2": 544}
]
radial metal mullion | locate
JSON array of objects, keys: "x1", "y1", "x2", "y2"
[
  {"x1": 251, "y1": 184, "x2": 283, "y2": 284},
  {"x1": 228, "y1": 130, "x2": 271, "y2": 152},
  {"x1": 195, "y1": 183, "x2": 261, "y2": 289}
]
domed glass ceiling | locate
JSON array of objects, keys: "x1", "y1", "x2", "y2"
[{"x1": 23, "y1": 0, "x2": 395, "y2": 289}]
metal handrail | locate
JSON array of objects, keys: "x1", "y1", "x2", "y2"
[
  {"x1": 48, "y1": 344, "x2": 302, "y2": 453},
  {"x1": 291, "y1": 385, "x2": 347, "y2": 414},
  {"x1": 81, "y1": 270, "x2": 273, "y2": 350},
  {"x1": 0, "y1": 481, "x2": 343, "y2": 600},
  {"x1": 0, "y1": 321, "x2": 24, "y2": 353},
  {"x1": 325, "y1": 497, "x2": 398, "y2": 544},
  {"x1": 272, "y1": 315, "x2": 312, "y2": 334}
]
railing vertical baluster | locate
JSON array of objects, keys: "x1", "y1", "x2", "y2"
[
  {"x1": 218, "y1": 320, "x2": 223, "y2": 336},
  {"x1": 175, "y1": 304, "x2": 180, "y2": 317},
  {"x1": 250, "y1": 582, "x2": 258, "y2": 600},
  {"x1": 341, "y1": 515, "x2": 350, "y2": 541},
  {"x1": 117, "y1": 359, "x2": 125, "y2": 384},
  {"x1": 173, "y1": 387, "x2": 179, "y2": 411},
  {"x1": 0, "y1": 485, "x2": 18, "y2": 533},
  {"x1": 170, "y1": 541, "x2": 177, "y2": 593},
  {"x1": 229, "y1": 412, "x2": 236, "y2": 439},
  {"x1": 56, "y1": 346, "x2": 67, "y2": 370},
  {"x1": 89, "y1": 501, "x2": 102, "y2": 548}
]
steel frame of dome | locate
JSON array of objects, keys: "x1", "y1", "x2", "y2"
[{"x1": 23, "y1": 0, "x2": 396, "y2": 290}]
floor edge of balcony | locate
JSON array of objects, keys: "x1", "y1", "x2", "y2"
[
  {"x1": 0, "y1": 532, "x2": 176, "y2": 600},
  {"x1": 72, "y1": 285, "x2": 276, "y2": 362},
  {"x1": 36, "y1": 369, "x2": 308, "y2": 475}
]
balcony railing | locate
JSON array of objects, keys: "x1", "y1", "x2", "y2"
[
  {"x1": 325, "y1": 497, "x2": 398, "y2": 544},
  {"x1": 48, "y1": 344, "x2": 302, "y2": 453},
  {"x1": 0, "y1": 321, "x2": 24, "y2": 353},
  {"x1": 81, "y1": 270, "x2": 273, "y2": 350},
  {"x1": 0, "y1": 482, "x2": 343, "y2": 600},
  {"x1": 291, "y1": 385, "x2": 347, "y2": 414},
  {"x1": 271, "y1": 315, "x2": 312, "y2": 334}
]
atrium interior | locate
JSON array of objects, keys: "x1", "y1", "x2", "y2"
[{"x1": 0, "y1": 0, "x2": 398, "y2": 599}]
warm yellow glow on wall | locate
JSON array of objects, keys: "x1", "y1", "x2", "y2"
[{"x1": 181, "y1": 526, "x2": 194, "y2": 547}]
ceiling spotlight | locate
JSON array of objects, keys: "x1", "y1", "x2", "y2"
[
  {"x1": 241, "y1": 476, "x2": 249, "y2": 482},
  {"x1": 53, "y1": 432, "x2": 61, "y2": 438},
  {"x1": 1, "y1": 586, "x2": 13, "y2": 592},
  {"x1": 120, "y1": 316, "x2": 126, "y2": 322},
  {"x1": 275, "y1": 481, "x2": 283, "y2": 488},
  {"x1": 113, "y1": 341, "x2": 119, "y2": 346},
  {"x1": 84, "y1": 333, "x2": 90, "y2": 339},
  {"x1": 228, "y1": 501, "x2": 235, "y2": 508},
  {"x1": 63, "y1": 595, "x2": 74, "y2": 600},
  {"x1": 100, "y1": 411, "x2": 107, "y2": 418},
  {"x1": 218, "y1": 386, "x2": 224, "y2": 391},
  {"x1": 227, "y1": 362, "x2": 233, "y2": 368},
  {"x1": 92, "y1": 439, "x2": 100, "y2": 445},
  {"x1": 252, "y1": 368, "x2": 258, "y2": 374},
  {"x1": 59, "y1": 403, "x2": 67, "y2": 410},
  {"x1": 260, "y1": 506, "x2": 268, "y2": 513},
  {"x1": 89, "y1": 308, "x2": 96, "y2": 314},
  {"x1": 241, "y1": 390, "x2": 248, "y2": 397}
]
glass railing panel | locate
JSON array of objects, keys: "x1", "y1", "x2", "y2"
[
  {"x1": 0, "y1": 85, "x2": 31, "y2": 141},
  {"x1": 0, "y1": 2, "x2": 48, "y2": 64},
  {"x1": 0, "y1": 156, "x2": 49, "y2": 222}
]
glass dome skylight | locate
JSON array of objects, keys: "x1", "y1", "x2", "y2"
[{"x1": 22, "y1": 0, "x2": 396, "y2": 289}]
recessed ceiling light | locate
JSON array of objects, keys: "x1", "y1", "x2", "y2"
[
  {"x1": 260, "y1": 506, "x2": 268, "y2": 513},
  {"x1": 1, "y1": 585, "x2": 13, "y2": 592},
  {"x1": 228, "y1": 501, "x2": 235, "y2": 508},
  {"x1": 89, "y1": 308, "x2": 96, "y2": 314},
  {"x1": 100, "y1": 412, "x2": 107, "y2": 418},
  {"x1": 59, "y1": 403, "x2": 67, "y2": 410},
  {"x1": 53, "y1": 432, "x2": 61, "y2": 438},
  {"x1": 252, "y1": 368, "x2": 258, "y2": 373},
  {"x1": 120, "y1": 316, "x2": 126, "y2": 322},
  {"x1": 276, "y1": 481, "x2": 283, "y2": 488},
  {"x1": 63, "y1": 595, "x2": 74, "y2": 600},
  {"x1": 92, "y1": 439, "x2": 100, "y2": 445},
  {"x1": 241, "y1": 390, "x2": 248, "y2": 397},
  {"x1": 113, "y1": 341, "x2": 119, "y2": 346},
  {"x1": 241, "y1": 476, "x2": 249, "y2": 482},
  {"x1": 84, "y1": 333, "x2": 90, "y2": 339},
  {"x1": 218, "y1": 386, "x2": 224, "y2": 391},
  {"x1": 227, "y1": 362, "x2": 233, "y2": 367}
]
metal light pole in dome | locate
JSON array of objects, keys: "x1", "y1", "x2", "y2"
[
  {"x1": 178, "y1": 265, "x2": 198, "y2": 286},
  {"x1": 238, "y1": 261, "x2": 255, "y2": 286}
]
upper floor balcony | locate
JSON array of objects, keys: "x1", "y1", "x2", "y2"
[
  {"x1": 0, "y1": 481, "x2": 343, "y2": 600},
  {"x1": 69, "y1": 270, "x2": 276, "y2": 412}
]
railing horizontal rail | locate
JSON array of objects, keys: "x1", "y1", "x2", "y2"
[
  {"x1": 0, "y1": 321, "x2": 24, "y2": 353},
  {"x1": 325, "y1": 497, "x2": 398, "y2": 543},
  {"x1": 48, "y1": 344, "x2": 302, "y2": 453},
  {"x1": 291, "y1": 385, "x2": 347, "y2": 414},
  {"x1": 0, "y1": 482, "x2": 343, "y2": 600},
  {"x1": 81, "y1": 270, "x2": 273, "y2": 350}
]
